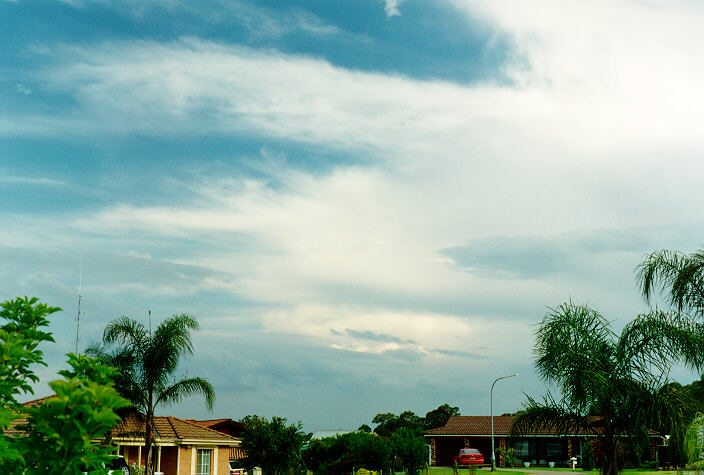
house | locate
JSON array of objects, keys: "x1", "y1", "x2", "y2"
[
  {"x1": 11, "y1": 396, "x2": 245, "y2": 475},
  {"x1": 425, "y1": 415, "x2": 666, "y2": 467},
  {"x1": 113, "y1": 416, "x2": 244, "y2": 475}
]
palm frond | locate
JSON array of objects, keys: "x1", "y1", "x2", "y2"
[
  {"x1": 637, "y1": 249, "x2": 704, "y2": 314},
  {"x1": 154, "y1": 377, "x2": 214, "y2": 410},
  {"x1": 637, "y1": 250, "x2": 682, "y2": 302},
  {"x1": 621, "y1": 310, "x2": 704, "y2": 374},
  {"x1": 535, "y1": 302, "x2": 616, "y2": 409},
  {"x1": 103, "y1": 316, "x2": 147, "y2": 352},
  {"x1": 511, "y1": 394, "x2": 591, "y2": 437},
  {"x1": 142, "y1": 314, "x2": 198, "y2": 390}
]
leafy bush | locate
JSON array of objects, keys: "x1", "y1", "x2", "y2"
[
  {"x1": 391, "y1": 427, "x2": 426, "y2": 474},
  {"x1": 241, "y1": 415, "x2": 306, "y2": 474},
  {"x1": 497, "y1": 447, "x2": 521, "y2": 466},
  {"x1": 129, "y1": 462, "x2": 145, "y2": 475},
  {"x1": 0, "y1": 297, "x2": 129, "y2": 475},
  {"x1": 304, "y1": 431, "x2": 390, "y2": 474}
]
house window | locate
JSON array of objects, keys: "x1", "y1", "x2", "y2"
[
  {"x1": 196, "y1": 449, "x2": 211, "y2": 475},
  {"x1": 547, "y1": 440, "x2": 562, "y2": 457},
  {"x1": 514, "y1": 439, "x2": 529, "y2": 457}
]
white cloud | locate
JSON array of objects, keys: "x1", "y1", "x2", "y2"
[
  {"x1": 0, "y1": 175, "x2": 64, "y2": 187},
  {"x1": 4, "y1": 30, "x2": 699, "y2": 247},
  {"x1": 383, "y1": 0, "x2": 404, "y2": 18},
  {"x1": 6, "y1": 1, "x2": 704, "y2": 406},
  {"x1": 260, "y1": 303, "x2": 533, "y2": 360}
]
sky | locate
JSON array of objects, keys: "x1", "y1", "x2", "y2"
[{"x1": 3, "y1": 0, "x2": 704, "y2": 432}]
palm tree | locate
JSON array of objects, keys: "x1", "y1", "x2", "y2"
[
  {"x1": 512, "y1": 302, "x2": 704, "y2": 475},
  {"x1": 87, "y1": 314, "x2": 215, "y2": 475},
  {"x1": 638, "y1": 249, "x2": 704, "y2": 317}
]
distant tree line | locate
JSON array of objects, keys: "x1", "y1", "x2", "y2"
[{"x1": 299, "y1": 403, "x2": 458, "y2": 474}]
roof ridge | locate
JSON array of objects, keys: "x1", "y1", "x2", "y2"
[
  {"x1": 21, "y1": 394, "x2": 57, "y2": 406},
  {"x1": 170, "y1": 416, "x2": 240, "y2": 441}
]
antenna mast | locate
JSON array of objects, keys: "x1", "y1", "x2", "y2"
[{"x1": 75, "y1": 256, "x2": 83, "y2": 355}]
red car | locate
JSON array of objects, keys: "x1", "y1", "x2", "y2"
[{"x1": 454, "y1": 448, "x2": 485, "y2": 465}]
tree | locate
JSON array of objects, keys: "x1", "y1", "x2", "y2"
[
  {"x1": 241, "y1": 415, "x2": 305, "y2": 474},
  {"x1": 0, "y1": 297, "x2": 128, "y2": 475},
  {"x1": 391, "y1": 427, "x2": 427, "y2": 474},
  {"x1": 636, "y1": 248, "x2": 704, "y2": 467},
  {"x1": 684, "y1": 412, "x2": 704, "y2": 469},
  {"x1": 87, "y1": 314, "x2": 215, "y2": 475},
  {"x1": 512, "y1": 302, "x2": 704, "y2": 475},
  {"x1": 638, "y1": 249, "x2": 704, "y2": 317},
  {"x1": 424, "y1": 403, "x2": 460, "y2": 431},
  {"x1": 372, "y1": 410, "x2": 423, "y2": 437},
  {"x1": 0, "y1": 296, "x2": 57, "y2": 470},
  {"x1": 304, "y1": 431, "x2": 391, "y2": 474},
  {"x1": 16, "y1": 354, "x2": 130, "y2": 473}
]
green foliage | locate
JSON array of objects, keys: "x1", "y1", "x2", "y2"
[
  {"x1": 16, "y1": 354, "x2": 130, "y2": 474},
  {"x1": 496, "y1": 447, "x2": 520, "y2": 467},
  {"x1": 129, "y1": 462, "x2": 146, "y2": 475},
  {"x1": 668, "y1": 418, "x2": 689, "y2": 467},
  {"x1": 0, "y1": 296, "x2": 59, "y2": 471},
  {"x1": 0, "y1": 297, "x2": 128, "y2": 475},
  {"x1": 358, "y1": 423, "x2": 372, "y2": 432},
  {"x1": 0, "y1": 297, "x2": 58, "y2": 405},
  {"x1": 637, "y1": 249, "x2": 704, "y2": 317},
  {"x1": 391, "y1": 427, "x2": 427, "y2": 474},
  {"x1": 513, "y1": 302, "x2": 698, "y2": 475},
  {"x1": 424, "y1": 404, "x2": 460, "y2": 431},
  {"x1": 684, "y1": 412, "x2": 704, "y2": 468},
  {"x1": 241, "y1": 414, "x2": 306, "y2": 474},
  {"x1": 372, "y1": 410, "x2": 424, "y2": 438},
  {"x1": 305, "y1": 431, "x2": 391, "y2": 474}
]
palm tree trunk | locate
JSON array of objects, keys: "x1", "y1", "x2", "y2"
[
  {"x1": 145, "y1": 403, "x2": 153, "y2": 475},
  {"x1": 601, "y1": 424, "x2": 619, "y2": 475}
]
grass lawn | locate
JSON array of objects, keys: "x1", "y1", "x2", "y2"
[
  {"x1": 426, "y1": 470, "x2": 530, "y2": 475},
  {"x1": 426, "y1": 469, "x2": 680, "y2": 475}
]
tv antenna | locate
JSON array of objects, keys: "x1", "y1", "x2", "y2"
[{"x1": 75, "y1": 256, "x2": 83, "y2": 355}]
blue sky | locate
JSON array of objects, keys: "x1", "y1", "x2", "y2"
[{"x1": 4, "y1": 0, "x2": 704, "y2": 431}]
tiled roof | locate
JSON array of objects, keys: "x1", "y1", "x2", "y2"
[
  {"x1": 20, "y1": 395, "x2": 57, "y2": 407},
  {"x1": 425, "y1": 415, "x2": 587, "y2": 437},
  {"x1": 7, "y1": 395, "x2": 241, "y2": 446},
  {"x1": 185, "y1": 418, "x2": 231, "y2": 426},
  {"x1": 113, "y1": 416, "x2": 241, "y2": 444},
  {"x1": 425, "y1": 416, "x2": 661, "y2": 438},
  {"x1": 6, "y1": 395, "x2": 59, "y2": 436},
  {"x1": 426, "y1": 416, "x2": 514, "y2": 436}
]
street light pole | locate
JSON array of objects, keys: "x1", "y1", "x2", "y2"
[{"x1": 491, "y1": 373, "x2": 518, "y2": 471}]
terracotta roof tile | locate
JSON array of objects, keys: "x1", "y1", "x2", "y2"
[
  {"x1": 425, "y1": 415, "x2": 589, "y2": 436},
  {"x1": 113, "y1": 416, "x2": 241, "y2": 443},
  {"x1": 425, "y1": 416, "x2": 661, "y2": 438},
  {"x1": 8, "y1": 395, "x2": 242, "y2": 445},
  {"x1": 6, "y1": 395, "x2": 59, "y2": 436}
]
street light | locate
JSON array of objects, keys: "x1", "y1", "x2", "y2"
[{"x1": 491, "y1": 373, "x2": 518, "y2": 471}]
